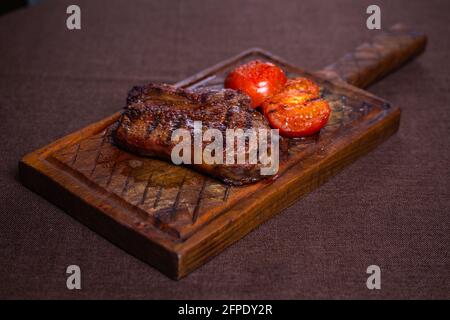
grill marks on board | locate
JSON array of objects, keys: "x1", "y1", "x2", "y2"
[{"x1": 51, "y1": 72, "x2": 385, "y2": 243}]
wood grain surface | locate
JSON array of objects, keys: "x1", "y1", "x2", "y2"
[{"x1": 19, "y1": 24, "x2": 426, "y2": 279}]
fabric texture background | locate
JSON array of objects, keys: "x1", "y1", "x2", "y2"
[{"x1": 0, "y1": 0, "x2": 449, "y2": 299}]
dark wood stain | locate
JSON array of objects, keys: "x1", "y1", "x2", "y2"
[{"x1": 19, "y1": 24, "x2": 426, "y2": 279}]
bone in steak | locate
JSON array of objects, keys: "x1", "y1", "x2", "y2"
[{"x1": 113, "y1": 83, "x2": 273, "y2": 185}]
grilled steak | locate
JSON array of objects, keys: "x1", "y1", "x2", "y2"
[{"x1": 113, "y1": 83, "x2": 273, "y2": 185}]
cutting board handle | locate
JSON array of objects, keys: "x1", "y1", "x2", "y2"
[{"x1": 315, "y1": 24, "x2": 427, "y2": 88}]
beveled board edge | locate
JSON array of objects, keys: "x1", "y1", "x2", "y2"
[
  {"x1": 19, "y1": 113, "x2": 183, "y2": 278},
  {"x1": 19, "y1": 49, "x2": 401, "y2": 279},
  {"x1": 175, "y1": 107, "x2": 400, "y2": 278}
]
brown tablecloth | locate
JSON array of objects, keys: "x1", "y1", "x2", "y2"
[{"x1": 0, "y1": 0, "x2": 449, "y2": 299}]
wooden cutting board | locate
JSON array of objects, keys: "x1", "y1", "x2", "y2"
[{"x1": 19, "y1": 24, "x2": 426, "y2": 279}]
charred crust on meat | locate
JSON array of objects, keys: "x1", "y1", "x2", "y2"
[{"x1": 113, "y1": 83, "x2": 273, "y2": 185}]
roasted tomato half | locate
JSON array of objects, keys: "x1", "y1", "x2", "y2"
[
  {"x1": 225, "y1": 60, "x2": 287, "y2": 108},
  {"x1": 262, "y1": 77, "x2": 331, "y2": 137}
]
